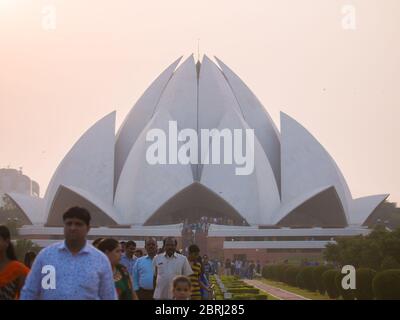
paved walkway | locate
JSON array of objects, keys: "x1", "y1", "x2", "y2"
[{"x1": 244, "y1": 279, "x2": 310, "y2": 300}]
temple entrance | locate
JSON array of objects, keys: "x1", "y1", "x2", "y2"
[
  {"x1": 143, "y1": 182, "x2": 248, "y2": 226},
  {"x1": 144, "y1": 182, "x2": 249, "y2": 256}
]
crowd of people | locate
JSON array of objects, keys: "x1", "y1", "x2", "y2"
[
  {"x1": 182, "y1": 216, "x2": 247, "y2": 234},
  {"x1": 224, "y1": 258, "x2": 262, "y2": 279},
  {"x1": 0, "y1": 207, "x2": 221, "y2": 300}
]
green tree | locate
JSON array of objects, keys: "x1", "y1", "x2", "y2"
[{"x1": 323, "y1": 226, "x2": 400, "y2": 270}]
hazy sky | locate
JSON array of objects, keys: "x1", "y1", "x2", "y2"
[{"x1": 0, "y1": 0, "x2": 399, "y2": 203}]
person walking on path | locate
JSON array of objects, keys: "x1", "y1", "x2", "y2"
[
  {"x1": 21, "y1": 207, "x2": 117, "y2": 300},
  {"x1": 153, "y1": 237, "x2": 192, "y2": 300},
  {"x1": 133, "y1": 237, "x2": 158, "y2": 300}
]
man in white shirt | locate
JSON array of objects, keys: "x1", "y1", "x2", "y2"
[{"x1": 153, "y1": 237, "x2": 193, "y2": 300}]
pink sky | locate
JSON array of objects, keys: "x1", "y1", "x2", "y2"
[{"x1": 0, "y1": 0, "x2": 399, "y2": 203}]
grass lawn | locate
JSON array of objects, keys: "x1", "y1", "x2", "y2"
[
  {"x1": 265, "y1": 293, "x2": 280, "y2": 300},
  {"x1": 259, "y1": 278, "x2": 333, "y2": 300}
]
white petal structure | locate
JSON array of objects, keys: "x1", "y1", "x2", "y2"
[
  {"x1": 275, "y1": 186, "x2": 347, "y2": 227},
  {"x1": 113, "y1": 108, "x2": 194, "y2": 225},
  {"x1": 215, "y1": 57, "x2": 281, "y2": 194},
  {"x1": 198, "y1": 56, "x2": 280, "y2": 225},
  {"x1": 273, "y1": 186, "x2": 333, "y2": 225},
  {"x1": 47, "y1": 185, "x2": 120, "y2": 226},
  {"x1": 5, "y1": 193, "x2": 45, "y2": 225},
  {"x1": 44, "y1": 112, "x2": 117, "y2": 225},
  {"x1": 9, "y1": 55, "x2": 388, "y2": 227},
  {"x1": 153, "y1": 55, "x2": 198, "y2": 179},
  {"x1": 280, "y1": 112, "x2": 353, "y2": 223},
  {"x1": 114, "y1": 57, "x2": 182, "y2": 191},
  {"x1": 349, "y1": 194, "x2": 389, "y2": 225}
]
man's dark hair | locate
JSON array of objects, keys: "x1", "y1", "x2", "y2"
[
  {"x1": 163, "y1": 237, "x2": 177, "y2": 246},
  {"x1": 62, "y1": 207, "x2": 91, "y2": 226},
  {"x1": 188, "y1": 244, "x2": 200, "y2": 254},
  {"x1": 145, "y1": 237, "x2": 157, "y2": 246},
  {"x1": 126, "y1": 240, "x2": 136, "y2": 248}
]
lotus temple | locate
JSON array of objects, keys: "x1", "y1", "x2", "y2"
[{"x1": 5, "y1": 55, "x2": 388, "y2": 262}]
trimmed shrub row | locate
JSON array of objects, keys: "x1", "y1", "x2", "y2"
[
  {"x1": 211, "y1": 275, "x2": 269, "y2": 300},
  {"x1": 262, "y1": 264, "x2": 400, "y2": 300}
]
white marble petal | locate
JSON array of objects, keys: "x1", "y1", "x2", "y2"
[
  {"x1": 215, "y1": 57, "x2": 281, "y2": 193},
  {"x1": 114, "y1": 57, "x2": 182, "y2": 190},
  {"x1": 349, "y1": 194, "x2": 389, "y2": 225},
  {"x1": 280, "y1": 112, "x2": 352, "y2": 221},
  {"x1": 44, "y1": 112, "x2": 116, "y2": 223},
  {"x1": 114, "y1": 107, "x2": 194, "y2": 225},
  {"x1": 5, "y1": 193, "x2": 45, "y2": 225},
  {"x1": 198, "y1": 56, "x2": 280, "y2": 225}
]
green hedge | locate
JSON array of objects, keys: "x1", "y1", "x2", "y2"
[
  {"x1": 284, "y1": 266, "x2": 301, "y2": 287},
  {"x1": 261, "y1": 264, "x2": 400, "y2": 300},
  {"x1": 232, "y1": 293, "x2": 268, "y2": 300},
  {"x1": 373, "y1": 269, "x2": 400, "y2": 300},
  {"x1": 312, "y1": 266, "x2": 329, "y2": 295},
  {"x1": 355, "y1": 268, "x2": 376, "y2": 300},
  {"x1": 335, "y1": 271, "x2": 355, "y2": 300},
  {"x1": 215, "y1": 275, "x2": 268, "y2": 300},
  {"x1": 277, "y1": 265, "x2": 290, "y2": 282},
  {"x1": 322, "y1": 270, "x2": 341, "y2": 299},
  {"x1": 296, "y1": 267, "x2": 307, "y2": 289},
  {"x1": 262, "y1": 266, "x2": 273, "y2": 279},
  {"x1": 228, "y1": 288, "x2": 260, "y2": 294},
  {"x1": 303, "y1": 266, "x2": 317, "y2": 292}
]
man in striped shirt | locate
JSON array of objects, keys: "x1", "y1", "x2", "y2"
[{"x1": 187, "y1": 244, "x2": 211, "y2": 300}]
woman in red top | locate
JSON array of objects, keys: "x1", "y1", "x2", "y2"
[{"x1": 0, "y1": 225, "x2": 30, "y2": 300}]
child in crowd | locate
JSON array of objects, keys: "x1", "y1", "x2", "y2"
[{"x1": 172, "y1": 276, "x2": 192, "y2": 300}]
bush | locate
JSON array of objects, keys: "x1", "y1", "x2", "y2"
[
  {"x1": 303, "y1": 266, "x2": 317, "y2": 292},
  {"x1": 276, "y1": 265, "x2": 290, "y2": 282},
  {"x1": 355, "y1": 268, "x2": 376, "y2": 300},
  {"x1": 232, "y1": 293, "x2": 268, "y2": 300},
  {"x1": 262, "y1": 266, "x2": 274, "y2": 279},
  {"x1": 228, "y1": 288, "x2": 260, "y2": 294},
  {"x1": 296, "y1": 267, "x2": 307, "y2": 289},
  {"x1": 335, "y1": 271, "x2": 355, "y2": 300},
  {"x1": 271, "y1": 265, "x2": 281, "y2": 281},
  {"x1": 373, "y1": 269, "x2": 400, "y2": 300},
  {"x1": 284, "y1": 266, "x2": 301, "y2": 287},
  {"x1": 322, "y1": 270, "x2": 341, "y2": 299},
  {"x1": 313, "y1": 265, "x2": 329, "y2": 295},
  {"x1": 380, "y1": 256, "x2": 400, "y2": 270}
]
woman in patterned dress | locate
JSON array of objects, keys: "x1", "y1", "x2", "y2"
[
  {"x1": 98, "y1": 238, "x2": 138, "y2": 300},
  {"x1": 0, "y1": 225, "x2": 30, "y2": 300}
]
